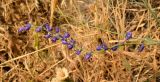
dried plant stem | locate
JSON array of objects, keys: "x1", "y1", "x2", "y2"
[
  {"x1": 50, "y1": 0, "x2": 58, "y2": 26},
  {"x1": 38, "y1": 58, "x2": 66, "y2": 76},
  {"x1": 0, "y1": 43, "x2": 61, "y2": 66}
]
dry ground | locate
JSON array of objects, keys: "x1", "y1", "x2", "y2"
[{"x1": 0, "y1": 0, "x2": 160, "y2": 82}]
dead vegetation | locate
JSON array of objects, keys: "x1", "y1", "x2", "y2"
[{"x1": 0, "y1": 0, "x2": 160, "y2": 82}]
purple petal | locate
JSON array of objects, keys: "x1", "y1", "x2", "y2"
[
  {"x1": 44, "y1": 34, "x2": 51, "y2": 39},
  {"x1": 25, "y1": 23, "x2": 31, "y2": 30},
  {"x1": 45, "y1": 24, "x2": 52, "y2": 31},
  {"x1": 67, "y1": 44, "x2": 74, "y2": 49},
  {"x1": 18, "y1": 27, "x2": 26, "y2": 33},
  {"x1": 51, "y1": 36, "x2": 58, "y2": 42},
  {"x1": 61, "y1": 39, "x2": 68, "y2": 45},
  {"x1": 55, "y1": 26, "x2": 60, "y2": 33},
  {"x1": 138, "y1": 44, "x2": 144, "y2": 52},
  {"x1": 125, "y1": 32, "x2": 132, "y2": 40},
  {"x1": 96, "y1": 45, "x2": 102, "y2": 51},
  {"x1": 84, "y1": 52, "x2": 92, "y2": 60},
  {"x1": 63, "y1": 32, "x2": 70, "y2": 38},
  {"x1": 75, "y1": 49, "x2": 82, "y2": 55},
  {"x1": 35, "y1": 26, "x2": 42, "y2": 32}
]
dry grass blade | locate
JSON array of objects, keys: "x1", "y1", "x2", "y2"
[{"x1": 0, "y1": 43, "x2": 61, "y2": 66}]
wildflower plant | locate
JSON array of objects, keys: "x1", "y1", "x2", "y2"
[
  {"x1": 3, "y1": 1, "x2": 160, "y2": 81},
  {"x1": 18, "y1": 23, "x2": 146, "y2": 61}
]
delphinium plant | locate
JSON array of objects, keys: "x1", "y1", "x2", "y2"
[{"x1": 18, "y1": 22, "x2": 146, "y2": 61}]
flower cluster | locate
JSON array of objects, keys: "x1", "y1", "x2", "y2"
[
  {"x1": 18, "y1": 23, "x2": 145, "y2": 60},
  {"x1": 95, "y1": 32, "x2": 144, "y2": 52},
  {"x1": 18, "y1": 23, "x2": 31, "y2": 33}
]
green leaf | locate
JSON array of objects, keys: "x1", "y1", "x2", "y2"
[
  {"x1": 34, "y1": 33, "x2": 39, "y2": 49},
  {"x1": 122, "y1": 57, "x2": 131, "y2": 72},
  {"x1": 144, "y1": 37, "x2": 160, "y2": 45}
]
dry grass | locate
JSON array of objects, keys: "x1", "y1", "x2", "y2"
[{"x1": 0, "y1": 0, "x2": 160, "y2": 82}]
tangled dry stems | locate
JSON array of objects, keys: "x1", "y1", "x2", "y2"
[{"x1": 0, "y1": 0, "x2": 160, "y2": 82}]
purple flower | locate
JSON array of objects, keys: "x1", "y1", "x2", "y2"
[
  {"x1": 84, "y1": 52, "x2": 92, "y2": 60},
  {"x1": 25, "y1": 23, "x2": 31, "y2": 30},
  {"x1": 96, "y1": 45, "x2": 103, "y2": 51},
  {"x1": 102, "y1": 44, "x2": 108, "y2": 50},
  {"x1": 125, "y1": 32, "x2": 132, "y2": 40},
  {"x1": 47, "y1": 27, "x2": 52, "y2": 31},
  {"x1": 55, "y1": 26, "x2": 60, "y2": 33},
  {"x1": 45, "y1": 24, "x2": 52, "y2": 31},
  {"x1": 75, "y1": 49, "x2": 82, "y2": 55},
  {"x1": 44, "y1": 34, "x2": 51, "y2": 39},
  {"x1": 45, "y1": 23, "x2": 49, "y2": 28},
  {"x1": 61, "y1": 39, "x2": 68, "y2": 45},
  {"x1": 138, "y1": 44, "x2": 144, "y2": 52},
  {"x1": 35, "y1": 26, "x2": 42, "y2": 32},
  {"x1": 63, "y1": 32, "x2": 70, "y2": 38},
  {"x1": 96, "y1": 43, "x2": 108, "y2": 51},
  {"x1": 111, "y1": 45, "x2": 118, "y2": 51},
  {"x1": 18, "y1": 27, "x2": 26, "y2": 33},
  {"x1": 67, "y1": 44, "x2": 74, "y2": 49},
  {"x1": 51, "y1": 36, "x2": 58, "y2": 42}
]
